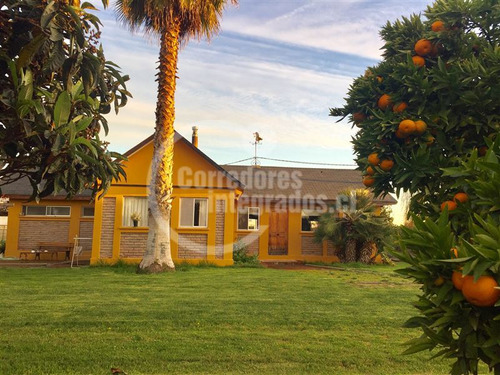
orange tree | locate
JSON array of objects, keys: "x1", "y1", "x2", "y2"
[{"x1": 330, "y1": 0, "x2": 499, "y2": 373}]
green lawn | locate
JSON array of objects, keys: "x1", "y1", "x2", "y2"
[{"x1": 0, "y1": 264, "x2": 452, "y2": 375}]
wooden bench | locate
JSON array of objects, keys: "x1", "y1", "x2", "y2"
[{"x1": 37, "y1": 242, "x2": 74, "y2": 260}]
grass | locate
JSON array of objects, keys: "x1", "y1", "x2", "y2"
[{"x1": 0, "y1": 264, "x2": 454, "y2": 375}]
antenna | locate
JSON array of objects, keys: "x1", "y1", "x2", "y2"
[{"x1": 252, "y1": 132, "x2": 263, "y2": 167}]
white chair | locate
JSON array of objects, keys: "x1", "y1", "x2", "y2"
[{"x1": 71, "y1": 237, "x2": 91, "y2": 268}]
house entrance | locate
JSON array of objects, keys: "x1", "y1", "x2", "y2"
[{"x1": 268, "y1": 210, "x2": 288, "y2": 255}]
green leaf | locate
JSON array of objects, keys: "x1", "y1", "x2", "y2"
[
  {"x1": 16, "y1": 34, "x2": 46, "y2": 70},
  {"x1": 53, "y1": 91, "x2": 71, "y2": 127}
]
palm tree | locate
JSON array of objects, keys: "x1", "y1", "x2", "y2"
[
  {"x1": 315, "y1": 189, "x2": 392, "y2": 263},
  {"x1": 115, "y1": 0, "x2": 237, "y2": 272}
]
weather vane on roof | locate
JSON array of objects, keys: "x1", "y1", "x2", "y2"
[{"x1": 252, "y1": 132, "x2": 263, "y2": 167}]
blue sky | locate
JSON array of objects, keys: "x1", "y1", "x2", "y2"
[{"x1": 97, "y1": 0, "x2": 433, "y2": 167}]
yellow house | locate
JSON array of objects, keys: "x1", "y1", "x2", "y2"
[{"x1": 3, "y1": 129, "x2": 396, "y2": 264}]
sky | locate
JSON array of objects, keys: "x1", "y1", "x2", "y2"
[{"x1": 96, "y1": 0, "x2": 434, "y2": 222}]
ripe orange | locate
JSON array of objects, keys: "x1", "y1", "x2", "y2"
[
  {"x1": 363, "y1": 176, "x2": 375, "y2": 187},
  {"x1": 434, "y1": 276, "x2": 445, "y2": 286},
  {"x1": 452, "y1": 271, "x2": 472, "y2": 291},
  {"x1": 379, "y1": 159, "x2": 394, "y2": 172},
  {"x1": 453, "y1": 192, "x2": 469, "y2": 203},
  {"x1": 431, "y1": 20, "x2": 445, "y2": 32},
  {"x1": 376, "y1": 76, "x2": 383, "y2": 83},
  {"x1": 393, "y1": 102, "x2": 408, "y2": 113},
  {"x1": 450, "y1": 247, "x2": 458, "y2": 258},
  {"x1": 367, "y1": 152, "x2": 380, "y2": 166},
  {"x1": 366, "y1": 166, "x2": 375, "y2": 175},
  {"x1": 462, "y1": 275, "x2": 500, "y2": 307},
  {"x1": 414, "y1": 39, "x2": 433, "y2": 56},
  {"x1": 479, "y1": 146, "x2": 488, "y2": 156},
  {"x1": 398, "y1": 119, "x2": 416, "y2": 136},
  {"x1": 426, "y1": 135, "x2": 435, "y2": 145},
  {"x1": 378, "y1": 94, "x2": 392, "y2": 110},
  {"x1": 353, "y1": 112, "x2": 366, "y2": 123},
  {"x1": 414, "y1": 120, "x2": 427, "y2": 135},
  {"x1": 412, "y1": 55, "x2": 426, "y2": 67},
  {"x1": 440, "y1": 200, "x2": 457, "y2": 211}
]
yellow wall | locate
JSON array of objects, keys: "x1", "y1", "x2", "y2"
[
  {"x1": 5, "y1": 200, "x2": 93, "y2": 260},
  {"x1": 90, "y1": 136, "x2": 238, "y2": 266}
]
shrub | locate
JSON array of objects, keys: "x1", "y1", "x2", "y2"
[{"x1": 233, "y1": 241, "x2": 260, "y2": 266}]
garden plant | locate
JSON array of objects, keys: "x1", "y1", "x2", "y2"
[{"x1": 330, "y1": 0, "x2": 500, "y2": 373}]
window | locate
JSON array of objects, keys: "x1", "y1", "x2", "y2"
[
  {"x1": 301, "y1": 210, "x2": 323, "y2": 232},
  {"x1": 22, "y1": 205, "x2": 71, "y2": 216},
  {"x1": 238, "y1": 207, "x2": 259, "y2": 231},
  {"x1": 82, "y1": 206, "x2": 95, "y2": 217},
  {"x1": 122, "y1": 197, "x2": 148, "y2": 227},
  {"x1": 180, "y1": 198, "x2": 208, "y2": 227}
]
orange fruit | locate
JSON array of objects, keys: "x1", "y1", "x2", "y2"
[
  {"x1": 378, "y1": 94, "x2": 392, "y2": 110},
  {"x1": 462, "y1": 275, "x2": 500, "y2": 307},
  {"x1": 367, "y1": 152, "x2": 380, "y2": 166},
  {"x1": 440, "y1": 200, "x2": 457, "y2": 212},
  {"x1": 450, "y1": 247, "x2": 458, "y2": 258},
  {"x1": 393, "y1": 102, "x2": 408, "y2": 113},
  {"x1": 412, "y1": 55, "x2": 426, "y2": 67},
  {"x1": 376, "y1": 76, "x2": 383, "y2": 83},
  {"x1": 426, "y1": 135, "x2": 435, "y2": 145},
  {"x1": 452, "y1": 271, "x2": 472, "y2": 291},
  {"x1": 453, "y1": 192, "x2": 468, "y2": 203},
  {"x1": 363, "y1": 176, "x2": 375, "y2": 187},
  {"x1": 434, "y1": 276, "x2": 445, "y2": 286},
  {"x1": 398, "y1": 119, "x2": 416, "y2": 136},
  {"x1": 379, "y1": 159, "x2": 394, "y2": 172},
  {"x1": 431, "y1": 20, "x2": 445, "y2": 32},
  {"x1": 479, "y1": 146, "x2": 488, "y2": 156},
  {"x1": 353, "y1": 112, "x2": 366, "y2": 123},
  {"x1": 414, "y1": 120, "x2": 427, "y2": 135},
  {"x1": 415, "y1": 39, "x2": 433, "y2": 56},
  {"x1": 366, "y1": 166, "x2": 375, "y2": 175}
]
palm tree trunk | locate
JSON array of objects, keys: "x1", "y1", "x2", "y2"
[
  {"x1": 359, "y1": 240, "x2": 376, "y2": 264},
  {"x1": 344, "y1": 238, "x2": 357, "y2": 263},
  {"x1": 139, "y1": 17, "x2": 181, "y2": 272}
]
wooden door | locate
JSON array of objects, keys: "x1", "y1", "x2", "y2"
[{"x1": 268, "y1": 210, "x2": 288, "y2": 255}]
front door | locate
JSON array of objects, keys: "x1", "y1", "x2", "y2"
[{"x1": 268, "y1": 210, "x2": 288, "y2": 255}]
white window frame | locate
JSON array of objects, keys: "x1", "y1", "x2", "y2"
[
  {"x1": 81, "y1": 206, "x2": 95, "y2": 217},
  {"x1": 122, "y1": 196, "x2": 148, "y2": 227},
  {"x1": 238, "y1": 207, "x2": 260, "y2": 231},
  {"x1": 179, "y1": 198, "x2": 208, "y2": 228},
  {"x1": 23, "y1": 205, "x2": 71, "y2": 217}
]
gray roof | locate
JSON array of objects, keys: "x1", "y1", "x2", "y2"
[
  {"x1": 223, "y1": 165, "x2": 397, "y2": 205},
  {"x1": 0, "y1": 176, "x2": 93, "y2": 200}
]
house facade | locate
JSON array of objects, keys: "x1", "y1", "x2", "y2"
[{"x1": 3, "y1": 129, "x2": 396, "y2": 264}]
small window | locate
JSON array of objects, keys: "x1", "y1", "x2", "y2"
[
  {"x1": 180, "y1": 198, "x2": 208, "y2": 227},
  {"x1": 123, "y1": 197, "x2": 148, "y2": 227},
  {"x1": 301, "y1": 210, "x2": 322, "y2": 232},
  {"x1": 82, "y1": 206, "x2": 95, "y2": 217},
  {"x1": 238, "y1": 207, "x2": 260, "y2": 231},
  {"x1": 22, "y1": 205, "x2": 71, "y2": 216}
]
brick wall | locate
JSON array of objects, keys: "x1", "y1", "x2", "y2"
[
  {"x1": 327, "y1": 241, "x2": 339, "y2": 256},
  {"x1": 78, "y1": 221, "x2": 94, "y2": 251},
  {"x1": 18, "y1": 220, "x2": 70, "y2": 250},
  {"x1": 120, "y1": 232, "x2": 148, "y2": 258},
  {"x1": 215, "y1": 200, "x2": 225, "y2": 259},
  {"x1": 301, "y1": 236, "x2": 323, "y2": 256},
  {"x1": 178, "y1": 233, "x2": 207, "y2": 259},
  {"x1": 236, "y1": 233, "x2": 259, "y2": 255},
  {"x1": 100, "y1": 197, "x2": 115, "y2": 258}
]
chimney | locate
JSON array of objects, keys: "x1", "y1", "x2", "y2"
[{"x1": 191, "y1": 126, "x2": 199, "y2": 148}]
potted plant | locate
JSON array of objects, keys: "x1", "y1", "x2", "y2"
[{"x1": 130, "y1": 212, "x2": 141, "y2": 227}]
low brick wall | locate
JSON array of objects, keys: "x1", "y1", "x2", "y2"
[
  {"x1": 327, "y1": 241, "x2": 339, "y2": 256},
  {"x1": 120, "y1": 232, "x2": 148, "y2": 258},
  {"x1": 301, "y1": 236, "x2": 323, "y2": 256},
  {"x1": 100, "y1": 197, "x2": 115, "y2": 259},
  {"x1": 178, "y1": 233, "x2": 208, "y2": 259},
  {"x1": 18, "y1": 220, "x2": 70, "y2": 250}
]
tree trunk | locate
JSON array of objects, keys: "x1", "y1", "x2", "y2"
[
  {"x1": 344, "y1": 238, "x2": 357, "y2": 263},
  {"x1": 359, "y1": 240, "x2": 376, "y2": 264},
  {"x1": 139, "y1": 17, "x2": 181, "y2": 273}
]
